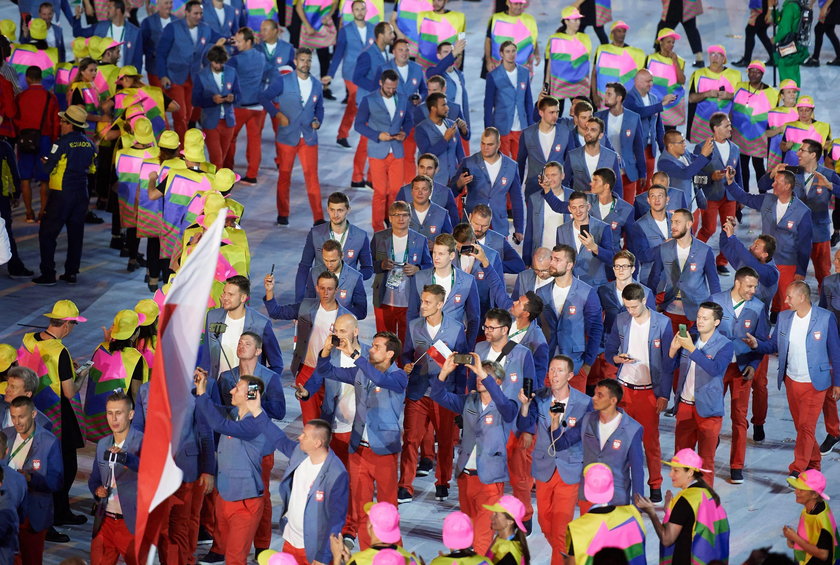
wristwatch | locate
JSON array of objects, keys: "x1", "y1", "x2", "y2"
[{"x1": 350, "y1": 349, "x2": 361, "y2": 360}]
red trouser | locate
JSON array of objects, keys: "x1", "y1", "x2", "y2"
[
  {"x1": 369, "y1": 154, "x2": 404, "y2": 231},
  {"x1": 812, "y1": 240, "x2": 831, "y2": 290},
  {"x1": 202, "y1": 488, "x2": 217, "y2": 550},
  {"x1": 91, "y1": 516, "x2": 136, "y2": 565},
  {"x1": 587, "y1": 353, "x2": 617, "y2": 388},
  {"x1": 297, "y1": 364, "x2": 324, "y2": 425},
  {"x1": 338, "y1": 80, "x2": 358, "y2": 140},
  {"x1": 621, "y1": 172, "x2": 639, "y2": 204},
  {"x1": 227, "y1": 108, "x2": 267, "y2": 178},
  {"x1": 254, "y1": 453, "x2": 275, "y2": 549},
  {"x1": 160, "y1": 480, "x2": 202, "y2": 565},
  {"x1": 214, "y1": 497, "x2": 263, "y2": 565},
  {"x1": 824, "y1": 394, "x2": 840, "y2": 436},
  {"x1": 374, "y1": 304, "x2": 408, "y2": 345},
  {"x1": 723, "y1": 363, "x2": 751, "y2": 470},
  {"x1": 506, "y1": 431, "x2": 535, "y2": 521},
  {"x1": 664, "y1": 312, "x2": 694, "y2": 392},
  {"x1": 353, "y1": 136, "x2": 368, "y2": 183},
  {"x1": 348, "y1": 447, "x2": 399, "y2": 548},
  {"x1": 148, "y1": 73, "x2": 162, "y2": 88},
  {"x1": 420, "y1": 421, "x2": 435, "y2": 459},
  {"x1": 500, "y1": 131, "x2": 521, "y2": 159},
  {"x1": 17, "y1": 518, "x2": 45, "y2": 565},
  {"x1": 457, "y1": 473, "x2": 504, "y2": 557},
  {"x1": 276, "y1": 139, "x2": 324, "y2": 221},
  {"x1": 402, "y1": 129, "x2": 417, "y2": 185},
  {"x1": 786, "y1": 377, "x2": 828, "y2": 473},
  {"x1": 535, "y1": 470, "x2": 579, "y2": 565},
  {"x1": 619, "y1": 386, "x2": 663, "y2": 488},
  {"x1": 696, "y1": 197, "x2": 736, "y2": 265},
  {"x1": 643, "y1": 146, "x2": 655, "y2": 189},
  {"x1": 399, "y1": 397, "x2": 456, "y2": 492},
  {"x1": 282, "y1": 541, "x2": 310, "y2": 565},
  {"x1": 751, "y1": 355, "x2": 769, "y2": 426},
  {"x1": 205, "y1": 122, "x2": 235, "y2": 169},
  {"x1": 167, "y1": 79, "x2": 194, "y2": 139},
  {"x1": 331, "y1": 430, "x2": 352, "y2": 468},
  {"x1": 773, "y1": 264, "x2": 797, "y2": 313},
  {"x1": 675, "y1": 401, "x2": 722, "y2": 486}
]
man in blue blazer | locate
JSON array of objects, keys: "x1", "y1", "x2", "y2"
[
  {"x1": 657, "y1": 131, "x2": 714, "y2": 221},
  {"x1": 451, "y1": 128, "x2": 525, "y2": 240},
  {"x1": 523, "y1": 163, "x2": 569, "y2": 267},
  {"x1": 300, "y1": 239, "x2": 368, "y2": 320},
  {"x1": 596, "y1": 82, "x2": 647, "y2": 202},
  {"x1": 517, "y1": 354, "x2": 593, "y2": 557},
  {"x1": 719, "y1": 218, "x2": 779, "y2": 313},
  {"x1": 819, "y1": 250, "x2": 840, "y2": 455},
  {"x1": 669, "y1": 301, "x2": 734, "y2": 486},
  {"x1": 396, "y1": 153, "x2": 460, "y2": 227},
  {"x1": 426, "y1": 39, "x2": 471, "y2": 149},
  {"x1": 484, "y1": 40, "x2": 534, "y2": 158},
  {"x1": 200, "y1": 275, "x2": 283, "y2": 381},
  {"x1": 260, "y1": 419, "x2": 348, "y2": 565},
  {"x1": 632, "y1": 171, "x2": 692, "y2": 219},
  {"x1": 452, "y1": 224, "x2": 504, "y2": 319},
  {"x1": 563, "y1": 117, "x2": 623, "y2": 196},
  {"x1": 407, "y1": 175, "x2": 453, "y2": 242},
  {"x1": 259, "y1": 47, "x2": 325, "y2": 226},
  {"x1": 746, "y1": 281, "x2": 840, "y2": 477},
  {"x1": 3, "y1": 397, "x2": 62, "y2": 565},
  {"x1": 140, "y1": 0, "x2": 173, "y2": 85},
  {"x1": 624, "y1": 69, "x2": 672, "y2": 176},
  {"x1": 256, "y1": 19, "x2": 296, "y2": 86},
  {"x1": 631, "y1": 185, "x2": 673, "y2": 290},
  {"x1": 414, "y1": 93, "x2": 464, "y2": 186},
  {"x1": 517, "y1": 96, "x2": 573, "y2": 198},
  {"x1": 512, "y1": 248, "x2": 555, "y2": 301},
  {"x1": 72, "y1": 0, "x2": 143, "y2": 70},
  {"x1": 370, "y1": 201, "x2": 432, "y2": 342},
  {"x1": 551, "y1": 191, "x2": 614, "y2": 286},
  {"x1": 469, "y1": 204, "x2": 527, "y2": 274},
  {"x1": 89, "y1": 392, "x2": 142, "y2": 564},
  {"x1": 202, "y1": 0, "x2": 237, "y2": 38},
  {"x1": 191, "y1": 45, "x2": 240, "y2": 168},
  {"x1": 417, "y1": 75, "x2": 469, "y2": 143},
  {"x1": 0, "y1": 367, "x2": 53, "y2": 431}
]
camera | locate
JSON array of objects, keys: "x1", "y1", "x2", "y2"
[
  {"x1": 331, "y1": 335, "x2": 341, "y2": 347},
  {"x1": 550, "y1": 401, "x2": 565, "y2": 414},
  {"x1": 453, "y1": 353, "x2": 474, "y2": 365},
  {"x1": 247, "y1": 382, "x2": 260, "y2": 400},
  {"x1": 104, "y1": 451, "x2": 128, "y2": 465},
  {"x1": 692, "y1": 175, "x2": 709, "y2": 185},
  {"x1": 208, "y1": 322, "x2": 227, "y2": 335},
  {"x1": 460, "y1": 244, "x2": 476, "y2": 255}
]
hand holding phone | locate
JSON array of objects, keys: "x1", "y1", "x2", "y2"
[{"x1": 679, "y1": 324, "x2": 688, "y2": 338}]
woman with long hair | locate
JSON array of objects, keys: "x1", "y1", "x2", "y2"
[{"x1": 483, "y1": 495, "x2": 530, "y2": 565}]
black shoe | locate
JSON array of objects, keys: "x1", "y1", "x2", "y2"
[
  {"x1": 313, "y1": 219, "x2": 326, "y2": 226},
  {"x1": 730, "y1": 469, "x2": 744, "y2": 484},
  {"x1": 45, "y1": 527, "x2": 70, "y2": 543},
  {"x1": 820, "y1": 434, "x2": 840, "y2": 455},
  {"x1": 832, "y1": 231, "x2": 840, "y2": 247},
  {"x1": 197, "y1": 551, "x2": 224, "y2": 564},
  {"x1": 110, "y1": 236, "x2": 124, "y2": 250},
  {"x1": 127, "y1": 260, "x2": 139, "y2": 272},
  {"x1": 59, "y1": 273, "x2": 77, "y2": 284},
  {"x1": 650, "y1": 488, "x2": 662, "y2": 503},
  {"x1": 397, "y1": 487, "x2": 413, "y2": 504},
  {"x1": 32, "y1": 274, "x2": 57, "y2": 286},
  {"x1": 343, "y1": 535, "x2": 355, "y2": 551},
  {"x1": 350, "y1": 180, "x2": 368, "y2": 188},
  {"x1": 435, "y1": 484, "x2": 449, "y2": 501},
  {"x1": 803, "y1": 56, "x2": 820, "y2": 67},
  {"x1": 197, "y1": 525, "x2": 213, "y2": 545},
  {"x1": 277, "y1": 215, "x2": 289, "y2": 226},
  {"x1": 337, "y1": 138, "x2": 351, "y2": 148},
  {"x1": 84, "y1": 211, "x2": 105, "y2": 224},
  {"x1": 8, "y1": 266, "x2": 34, "y2": 279},
  {"x1": 416, "y1": 457, "x2": 434, "y2": 477},
  {"x1": 323, "y1": 88, "x2": 336, "y2": 100},
  {"x1": 55, "y1": 512, "x2": 88, "y2": 526},
  {"x1": 829, "y1": 58, "x2": 840, "y2": 66},
  {"x1": 753, "y1": 424, "x2": 765, "y2": 442},
  {"x1": 692, "y1": 59, "x2": 705, "y2": 68},
  {"x1": 731, "y1": 57, "x2": 749, "y2": 67},
  {"x1": 787, "y1": 470, "x2": 800, "y2": 485},
  {"x1": 523, "y1": 518, "x2": 533, "y2": 536},
  {"x1": 717, "y1": 265, "x2": 730, "y2": 275},
  {"x1": 240, "y1": 176, "x2": 257, "y2": 185},
  {"x1": 664, "y1": 405, "x2": 676, "y2": 417}
]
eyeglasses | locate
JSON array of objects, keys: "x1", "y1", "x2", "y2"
[
  {"x1": 613, "y1": 264, "x2": 634, "y2": 270},
  {"x1": 389, "y1": 213, "x2": 410, "y2": 218},
  {"x1": 482, "y1": 324, "x2": 505, "y2": 331}
]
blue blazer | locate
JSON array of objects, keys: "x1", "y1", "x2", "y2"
[
  {"x1": 430, "y1": 375, "x2": 517, "y2": 484},
  {"x1": 381, "y1": 59, "x2": 427, "y2": 100},
  {"x1": 192, "y1": 65, "x2": 241, "y2": 129},
  {"x1": 414, "y1": 117, "x2": 464, "y2": 185},
  {"x1": 73, "y1": 19, "x2": 143, "y2": 71},
  {"x1": 301, "y1": 262, "x2": 368, "y2": 320},
  {"x1": 319, "y1": 344, "x2": 370, "y2": 425},
  {"x1": 605, "y1": 310, "x2": 675, "y2": 401},
  {"x1": 257, "y1": 39, "x2": 297, "y2": 86},
  {"x1": 89, "y1": 427, "x2": 142, "y2": 533},
  {"x1": 511, "y1": 268, "x2": 539, "y2": 301},
  {"x1": 140, "y1": 14, "x2": 170, "y2": 75},
  {"x1": 3, "y1": 425, "x2": 62, "y2": 533},
  {"x1": 757, "y1": 306, "x2": 840, "y2": 391},
  {"x1": 481, "y1": 228, "x2": 527, "y2": 274},
  {"x1": 624, "y1": 86, "x2": 666, "y2": 155},
  {"x1": 260, "y1": 71, "x2": 324, "y2": 147},
  {"x1": 228, "y1": 48, "x2": 267, "y2": 107},
  {"x1": 264, "y1": 429, "x2": 349, "y2": 565},
  {"x1": 309, "y1": 355, "x2": 407, "y2": 455},
  {"x1": 202, "y1": 0, "x2": 237, "y2": 37},
  {"x1": 426, "y1": 52, "x2": 471, "y2": 135},
  {"x1": 597, "y1": 281, "x2": 656, "y2": 337},
  {"x1": 693, "y1": 139, "x2": 742, "y2": 201},
  {"x1": 630, "y1": 211, "x2": 672, "y2": 288},
  {"x1": 594, "y1": 108, "x2": 647, "y2": 181},
  {"x1": 587, "y1": 192, "x2": 635, "y2": 249},
  {"x1": 709, "y1": 290, "x2": 770, "y2": 371},
  {"x1": 517, "y1": 121, "x2": 573, "y2": 197},
  {"x1": 563, "y1": 145, "x2": 624, "y2": 195},
  {"x1": 296, "y1": 222, "x2": 374, "y2": 294},
  {"x1": 50, "y1": 23, "x2": 67, "y2": 63},
  {"x1": 719, "y1": 231, "x2": 779, "y2": 311},
  {"x1": 408, "y1": 267, "x2": 481, "y2": 346},
  {"x1": 156, "y1": 19, "x2": 220, "y2": 83},
  {"x1": 218, "y1": 363, "x2": 285, "y2": 421},
  {"x1": 328, "y1": 21, "x2": 375, "y2": 82},
  {"x1": 675, "y1": 331, "x2": 733, "y2": 418},
  {"x1": 777, "y1": 166, "x2": 840, "y2": 243},
  {"x1": 402, "y1": 315, "x2": 467, "y2": 399},
  {"x1": 409, "y1": 201, "x2": 453, "y2": 241},
  {"x1": 413, "y1": 99, "x2": 470, "y2": 141},
  {"x1": 725, "y1": 181, "x2": 813, "y2": 276},
  {"x1": 352, "y1": 43, "x2": 389, "y2": 96},
  {"x1": 517, "y1": 386, "x2": 593, "y2": 485},
  {"x1": 522, "y1": 188, "x2": 570, "y2": 266},
  {"x1": 459, "y1": 245, "x2": 503, "y2": 317},
  {"x1": 656, "y1": 151, "x2": 711, "y2": 209},
  {"x1": 451, "y1": 153, "x2": 525, "y2": 235},
  {"x1": 633, "y1": 187, "x2": 689, "y2": 218},
  {"x1": 397, "y1": 180, "x2": 460, "y2": 227},
  {"x1": 536, "y1": 277, "x2": 603, "y2": 370},
  {"x1": 474, "y1": 340, "x2": 535, "y2": 402},
  {"x1": 484, "y1": 64, "x2": 534, "y2": 135},
  {"x1": 355, "y1": 92, "x2": 413, "y2": 159},
  {"x1": 555, "y1": 216, "x2": 614, "y2": 286},
  {"x1": 201, "y1": 306, "x2": 283, "y2": 380},
  {"x1": 647, "y1": 237, "x2": 721, "y2": 320},
  {"x1": 370, "y1": 228, "x2": 432, "y2": 307}
]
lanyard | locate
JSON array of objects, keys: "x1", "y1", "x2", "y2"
[
  {"x1": 330, "y1": 222, "x2": 348, "y2": 247},
  {"x1": 732, "y1": 299, "x2": 745, "y2": 313},
  {"x1": 509, "y1": 327, "x2": 527, "y2": 340},
  {"x1": 391, "y1": 236, "x2": 409, "y2": 263},
  {"x1": 804, "y1": 173, "x2": 815, "y2": 192},
  {"x1": 9, "y1": 434, "x2": 32, "y2": 462}
]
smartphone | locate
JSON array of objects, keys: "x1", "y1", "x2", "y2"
[
  {"x1": 580, "y1": 224, "x2": 590, "y2": 238},
  {"x1": 523, "y1": 378, "x2": 534, "y2": 398},
  {"x1": 75, "y1": 360, "x2": 94, "y2": 376},
  {"x1": 460, "y1": 244, "x2": 476, "y2": 255},
  {"x1": 463, "y1": 167, "x2": 471, "y2": 177},
  {"x1": 458, "y1": 32, "x2": 466, "y2": 41},
  {"x1": 679, "y1": 324, "x2": 688, "y2": 338},
  {"x1": 331, "y1": 335, "x2": 341, "y2": 347},
  {"x1": 786, "y1": 165, "x2": 804, "y2": 174},
  {"x1": 453, "y1": 353, "x2": 473, "y2": 365},
  {"x1": 543, "y1": 82, "x2": 550, "y2": 95},
  {"x1": 247, "y1": 382, "x2": 260, "y2": 400},
  {"x1": 270, "y1": 263, "x2": 275, "y2": 276}
]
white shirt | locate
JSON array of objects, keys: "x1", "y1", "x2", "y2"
[
  {"x1": 426, "y1": 321, "x2": 441, "y2": 339},
  {"x1": 598, "y1": 201, "x2": 613, "y2": 222},
  {"x1": 434, "y1": 121, "x2": 447, "y2": 136},
  {"x1": 356, "y1": 23, "x2": 368, "y2": 45},
  {"x1": 298, "y1": 76, "x2": 313, "y2": 107},
  {"x1": 304, "y1": 306, "x2": 338, "y2": 367},
  {"x1": 584, "y1": 151, "x2": 600, "y2": 179},
  {"x1": 383, "y1": 234, "x2": 409, "y2": 307},
  {"x1": 109, "y1": 23, "x2": 126, "y2": 64},
  {"x1": 654, "y1": 217, "x2": 669, "y2": 239},
  {"x1": 105, "y1": 439, "x2": 126, "y2": 514},
  {"x1": 542, "y1": 192, "x2": 565, "y2": 248},
  {"x1": 9, "y1": 432, "x2": 33, "y2": 471},
  {"x1": 598, "y1": 412, "x2": 622, "y2": 450},
  {"x1": 264, "y1": 41, "x2": 277, "y2": 57},
  {"x1": 334, "y1": 352, "x2": 358, "y2": 433},
  {"x1": 535, "y1": 275, "x2": 554, "y2": 291},
  {"x1": 620, "y1": 317, "x2": 651, "y2": 386},
  {"x1": 607, "y1": 112, "x2": 624, "y2": 158},
  {"x1": 682, "y1": 338, "x2": 707, "y2": 402},
  {"x1": 572, "y1": 223, "x2": 584, "y2": 252},
  {"x1": 383, "y1": 96, "x2": 397, "y2": 120},
  {"x1": 392, "y1": 234, "x2": 408, "y2": 263},
  {"x1": 189, "y1": 25, "x2": 199, "y2": 44},
  {"x1": 220, "y1": 314, "x2": 245, "y2": 373},
  {"x1": 505, "y1": 68, "x2": 523, "y2": 131},
  {"x1": 45, "y1": 25, "x2": 57, "y2": 48},
  {"x1": 552, "y1": 282, "x2": 571, "y2": 314},
  {"x1": 459, "y1": 254, "x2": 475, "y2": 273},
  {"x1": 787, "y1": 309, "x2": 813, "y2": 382},
  {"x1": 715, "y1": 140, "x2": 730, "y2": 165},
  {"x1": 641, "y1": 93, "x2": 651, "y2": 106},
  {"x1": 485, "y1": 157, "x2": 503, "y2": 185},
  {"x1": 538, "y1": 127, "x2": 555, "y2": 160},
  {"x1": 731, "y1": 297, "x2": 746, "y2": 363},
  {"x1": 396, "y1": 64, "x2": 409, "y2": 83},
  {"x1": 283, "y1": 457, "x2": 325, "y2": 548},
  {"x1": 447, "y1": 69, "x2": 462, "y2": 109},
  {"x1": 776, "y1": 199, "x2": 790, "y2": 224},
  {"x1": 159, "y1": 15, "x2": 171, "y2": 28},
  {"x1": 414, "y1": 205, "x2": 429, "y2": 225},
  {"x1": 214, "y1": 6, "x2": 226, "y2": 26},
  {"x1": 433, "y1": 269, "x2": 454, "y2": 301},
  {"x1": 212, "y1": 71, "x2": 226, "y2": 119},
  {"x1": 676, "y1": 242, "x2": 690, "y2": 271}
]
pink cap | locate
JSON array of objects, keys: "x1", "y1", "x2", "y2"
[
  {"x1": 443, "y1": 512, "x2": 474, "y2": 550},
  {"x1": 373, "y1": 549, "x2": 406, "y2": 565},
  {"x1": 365, "y1": 502, "x2": 401, "y2": 544},
  {"x1": 611, "y1": 20, "x2": 629, "y2": 32},
  {"x1": 583, "y1": 463, "x2": 615, "y2": 504},
  {"x1": 707, "y1": 44, "x2": 726, "y2": 58},
  {"x1": 483, "y1": 495, "x2": 526, "y2": 532},
  {"x1": 268, "y1": 553, "x2": 300, "y2": 565},
  {"x1": 747, "y1": 60, "x2": 766, "y2": 73},
  {"x1": 663, "y1": 448, "x2": 711, "y2": 473},
  {"x1": 788, "y1": 470, "x2": 831, "y2": 500},
  {"x1": 797, "y1": 95, "x2": 815, "y2": 108}
]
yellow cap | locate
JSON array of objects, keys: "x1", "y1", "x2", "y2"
[
  {"x1": 657, "y1": 27, "x2": 681, "y2": 42},
  {"x1": 134, "y1": 299, "x2": 159, "y2": 326},
  {"x1": 561, "y1": 6, "x2": 583, "y2": 19},
  {"x1": 200, "y1": 191, "x2": 227, "y2": 227},
  {"x1": 72, "y1": 36, "x2": 90, "y2": 60},
  {"x1": 158, "y1": 130, "x2": 180, "y2": 150},
  {"x1": 183, "y1": 128, "x2": 207, "y2": 162},
  {"x1": 118, "y1": 65, "x2": 140, "y2": 79},
  {"x1": 212, "y1": 168, "x2": 237, "y2": 193},
  {"x1": 0, "y1": 20, "x2": 16, "y2": 41},
  {"x1": 110, "y1": 309, "x2": 140, "y2": 341},
  {"x1": 29, "y1": 18, "x2": 47, "y2": 41},
  {"x1": 89, "y1": 36, "x2": 123, "y2": 60},
  {"x1": 0, "y1": 344, "x2": 16, "y2": 373},
  {"x1": 133, "y1": 117, "x2": 155, "y2": 145},
  {"x1": 43, "y1": 299, "x2": 87, "y2": 322}
]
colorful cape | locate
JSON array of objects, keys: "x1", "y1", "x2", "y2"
[
  {"x1": 647, "y1": 52, "x2": 687, "y2": 126},
  {"x1": 546, "y1": 32, "x2": 592, "y2": 99}
]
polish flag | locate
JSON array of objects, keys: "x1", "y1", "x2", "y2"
[
  {"x1": 134, "y1": 209, "x2": 226, "y2": 564},
  {"x1": 427, "y1": 340, "x2": 453, "y2": 367}
]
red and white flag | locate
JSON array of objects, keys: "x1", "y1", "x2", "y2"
[
  {"x1": 426, "y1": 340, "x2": 453, "y2": 367},
  {"x1": 134, "y1": 209, "x2": 227, "y2": 563}
]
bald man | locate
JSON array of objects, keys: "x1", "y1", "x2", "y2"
[{"x1": 512, "y1": 247, "x2": 554, "y2": 300}]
